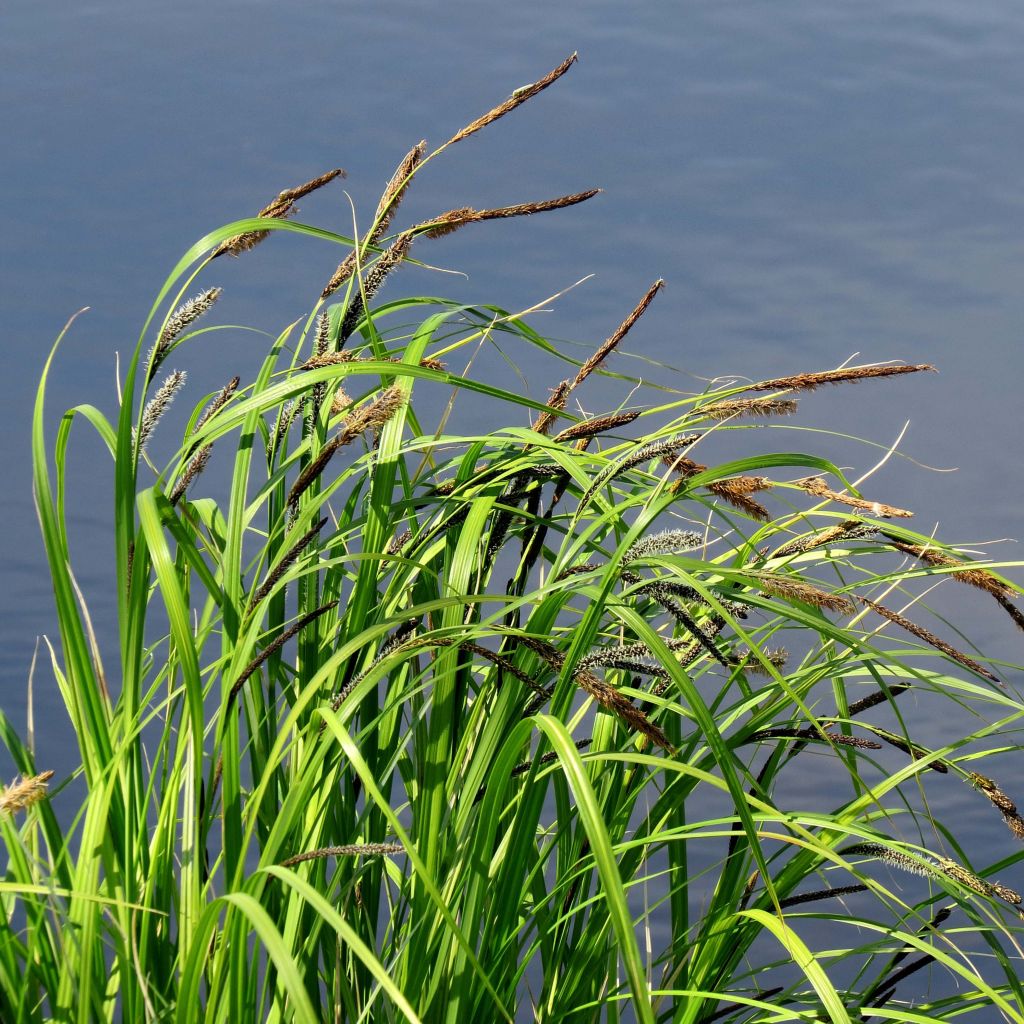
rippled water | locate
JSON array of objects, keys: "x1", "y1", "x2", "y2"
[{"x1": 3, "y1": 0, "x2": 1023, "y2": 1003}]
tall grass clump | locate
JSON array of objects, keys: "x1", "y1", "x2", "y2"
[{"x1": 5, "y1": 55, "x2": 1024, "y2": 1022}]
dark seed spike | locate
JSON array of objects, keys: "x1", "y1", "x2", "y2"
[
  {"x1": 228, "y1": 602, "x2": 337, "y2": 706},
  {"x1": 247, "y1": 517, "x2": 329, "y2": 613}
]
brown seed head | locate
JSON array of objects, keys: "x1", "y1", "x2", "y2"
[
  {"x1": 214, "y1": 168, "x2": 345, "y2": 258},
  {"x1": 446, "y1": 53, "x2": 578, "y2": 146},
  {"x1": 797, "y1": 477, "x2": 913, "y2": 518},
  {"x1": 553, "y1": 410, "x2": 641, "y2": 443},
  {"x1": 860, "y1": 597, "x2": 1001, "y2": 683},
  {"x1": 699, "y1": 397, "x2": 798, "y2": 420},
  {"x1": 886, "y1": 538, "x2": 1016, "y2": 599},
  {"x1": 417, "y1": 190, "x2": 599, "y2": 240},
  {"x1": 374, "y1": 140, "x2": 427, "y2": 235},
  {"x1": 748, "y1": 572, "x2": 855, "y2": 615},
  {"x1": 748, "y1": 364, "x2": 936, "y2": 393}
]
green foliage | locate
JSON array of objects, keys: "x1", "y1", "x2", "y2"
[{"x1": 4, "y1": 59, "x2": 1024, "y2": 1022}]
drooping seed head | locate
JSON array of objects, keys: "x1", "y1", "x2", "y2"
[{"x1": 151, "y1": 287, "x2": 222, "y2": 372}]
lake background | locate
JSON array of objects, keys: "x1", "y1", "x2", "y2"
[{"x1": 3, "y1": 0, "x2": 1023, "y2": 987}]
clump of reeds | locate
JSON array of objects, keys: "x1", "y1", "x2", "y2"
[{"x1": 21, "y1": 52, "x2": 1024, "y2": 1024}]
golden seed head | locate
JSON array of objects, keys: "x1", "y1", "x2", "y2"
[{"x1": 0, "y1": 771, "x2": 54, "y2": 814}]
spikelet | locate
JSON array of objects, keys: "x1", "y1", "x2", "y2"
[
  {"x1": 748, "y1": 363, "x2": 936, "y2": 392},
  {"x1": 281, "y1": 843, "x2": 404, "y2": 867},
  {"x1": 845, "y1": 683, "x2": 911, "y2": 717},
  {"x1": 843, "y1": 842, "x2": 934, "y2": 878},
  {"x1": 798, "y1": 476, "x2": 913, "y2": 518},
  {"x1": 302, "y1": 351, "x2": 360, "y2": 370},
  {"x1": 336, "y1": 232, "x2": 413, "y2": 337},
  {"x1": 194, "y1": 376, "x2": 240, "y2": 434},
  {"x1": 150, "y1": 287, "x2": 221, "y2": 372},
  {"x1": 386, "y1": 528, "x2": 412, "y2": 555},
  {"x1": 322, "y1": 622, "x2": 422, "y2": 724},
  {"x1": 573, "y1": 280, "x2": 663, "y2": 388},
  {"x1": 340, "y1": 384, "x2": 405, "y2": 441},
  {"x1": 885, "y1": 538, "x2": 1016, "y2": 599},
  {"x1": 859, "y1": 597, "x2": 1000, "y2": 683},
  {"x1": 417, "y1": 190, "x2": 600, "y2": 240},
  {"x1": 728, "y1": 647, "x2": 789, "y2": 675},
  {"x1": 666, "y1": 460, "x2": 774, "y2": 520},
  {"x1": 746, "y1": 571, "x2": 855, "y2": 615},
  {"x1": 374, "y1": 140, "x2": 427, "y2": 234},
  {"x1": 287, "y1": 386, "x2": 405, "y2": 509},
  {"x1": 329, "y1": 386, "x2": 353, "y2": 417},
  {"x1": 624, "y1": 529, "x2": 703, "y2": 562},
  {"x1": 214, "y1": 168, "x2": 345, "y2": 258},
  {"x1": 169, "y1": 446, "x2": 212, "y2": 507},
  {"x1": 573, "y1": 666, "x2": 673, "y2": 752},
  {"x1": 707, "y1": 477, "x2": 774, "y2": 521},
  {"x1": 247, "y1": 517, "x2": 328, "y2": 613},
  {"x1": 699, "y1": 397, "x2": 798, "y2": 420},
  {"x1": 994, "y1": 592, "x2": 1024, "y2": 633},
  {"x1": 639, "y1": 583, "x2": 733, "y2": 670},
  {"x1": 650, "y1": 620, "x2": 726, "y2": 693},
  {"x1": 271, "y1": 398, "x2": 301, "y2": 455},
  {"x1": 867, "y1": 727, "x2": 948, "y2": 773},
  {"x1": 135, "y1": 370, "x2": 186, "y2": 453},
  {"x1": 321, "y1": 250, "x2": 360, "y2": 299},
  {"x1": 779, "y1": 885, "x2": 868, "y2": 909},
  {"x1": 169, "y1": 376, "x2": 240, "y2": 506},
  {"x1": 445, "y1": 53, "x2": 578, "y2": 146},
  {"x1": 816, "y1": 731, "x2": 883, "y2": 750},
  {"x1": 938, "y1": 858, "x2": 1022, "y2": 905},
  {"x1": 532, "y1": 380, "x2": 573, "y2": 434},
  {"x1": 533, "y1": 282, "x2": 662, "y2": 434},
  {"x1": 228, "y1": 601, "x2": 337, "y2": 705},
  {"x1": 771, "y1": 519, "x2": 876, "y2": 559},
  {"x1": 579, "y1": 434, "x2": 701, "y2": 511},
  {"x1": 968, "y1": 772, "x2": 1024, "y2": 841},
  {"x1": 552, "y1": 410, "x2": 641, "y2": 443},
  {"x1": 0, "y1": 771, "x2": 54, "y2": 814},
  {"x1": 579, "y1": 635, "x2": 701, "y2": 671}
]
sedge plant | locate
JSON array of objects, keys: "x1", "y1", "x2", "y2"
[{"x1": 4, "y1": 54, "x2": 1024, "y2": 1023}]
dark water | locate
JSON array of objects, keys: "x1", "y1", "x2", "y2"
[{"x1": 3, "y1": 0, "x2": 1024, "y2": 1004}]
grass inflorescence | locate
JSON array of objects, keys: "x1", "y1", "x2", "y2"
[{"x1": 6, "y1": 55, "x2": 1024, "y2": 1023}]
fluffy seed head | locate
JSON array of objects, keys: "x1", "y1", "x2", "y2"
[
  {"x1": 151, "y1": 287, "x2": 221, "y2": 372},
  {"x1": 624, "y1": 529, "x2": 703, "y2": 562},
  {"x1": 0, "y1": 771, "x2": 54, "y2": 814},
  {"x1": 135, "y1": 370, "x2": 186, "y2": 453}
]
